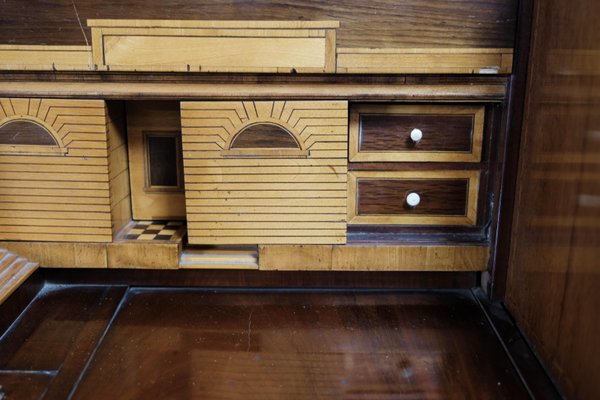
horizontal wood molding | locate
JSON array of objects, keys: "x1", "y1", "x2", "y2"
[
  {"x1": 349, "y1": 104, "x2": 485, "y2": 163},
  {"x1": 348, "y1": 170, "x2": 480, "y2": 226},
  {"x1": 0, "y1": 45, "x2": 93, "y2": 71},
  {"x1": 258, "y1": 244, "x2": 489, "y2": 271},
  {"x1": 337, "y1": 47, "x2": 513, "y2": 74},
  {"x1": 0, "y1": 82, "x2": 508, "y2": 101}
]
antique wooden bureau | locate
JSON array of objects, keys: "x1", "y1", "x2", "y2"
[{"x1": 0, "y1": 2, "x2": 517, "y2": 275}]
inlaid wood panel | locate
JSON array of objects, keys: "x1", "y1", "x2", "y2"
[
  {"x1": 348, "y1": 171, "x2": 479, "y2": 226},
  {"x1": 350, "y1": 105, "x2": 484, "y2": 162},
  {"x1": 89, "y1": 20, "x2": 337, "y2": 73},
  {"x1": 181, "y1": 100, "x2": 348, "y2": 245},
  {"x1": 0, "y1": 98, "x2": 113, "y2": 242}
]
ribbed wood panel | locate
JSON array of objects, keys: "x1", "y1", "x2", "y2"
[
  {"x1": 181, "y1": 100, "x2": 348, "y2": 245},
  {"x1": 0, "y1": 98, "x2": 112, "y2": 242}
]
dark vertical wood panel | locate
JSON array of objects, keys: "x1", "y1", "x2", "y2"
[
  {"x1": 0, "y1": 1, "x2": 517, "y2": 48},
  {"x1": 505, "y1": 0, "x2": 600, "y2": 398}
]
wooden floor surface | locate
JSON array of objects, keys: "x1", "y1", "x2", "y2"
[{"x1": 0, "y1": 287, "x2": 529, "y2": 399}]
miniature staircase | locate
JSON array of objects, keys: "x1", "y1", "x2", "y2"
[
  {"x1": 179, "y1": 246, "x2": 258, "y2": 269},
  {"x1": 0, "y1": 247, "x2": 39, "y2": 304}
]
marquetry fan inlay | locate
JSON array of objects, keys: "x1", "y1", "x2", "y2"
[{"x1": 180, "y1": 100, "x2": 349, "y2": 245}]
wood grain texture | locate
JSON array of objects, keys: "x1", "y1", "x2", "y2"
[
  {"x1": 0, "y1": 247, "x2": 38, "y2": 304},
  {"x1": 0, "y1": 81, "x2": 508, "y2": 102},
  {"x1": 349, "y1": 104, "x2": 485, "y2": 163},
  {"x1": 66, "y1": 289, "x2": 525, "y2": 399},
  {"x1": 505, "y1": 0, "x2": 600, "y2": 397},
  {"x1": 89, "y1": 20, "x2": 337, "y2": 73},
  {"x1": 0, "y1": 98, "x2": 113, "y2": 242},
  {"x1": 259, "y1": 244, "x2": 489, "y2": 271},
  {"x1": 348, "y1": 171, "x2": 480, "y2": 226},
  {"x1": 357, "y1": 179, "x2": 469, "y2": 216},
  {"x1": 126, "y1": 101, "x2": 186, "y2": 220},
  {"x1": 337, "y1": 47, "x2": 514, "y2": 74},
  {"x1": 0, "y1": 241, "x2": 107, "y2": 268},
  {"x1": 107, "y1": 241, "x2": 181, "y2": 269},
  {"x1": 0, "y1": 1, "x2": 517, "y2": 49},
  {"x1": 106, "y1": 101, "x2": 131, "y2": 236},
  {"x1": 0, "y1": 45, "x2": 93, "y2": 71},
  {"x1": 181, "y1": 100, "x2": 348, "y2": 245}
]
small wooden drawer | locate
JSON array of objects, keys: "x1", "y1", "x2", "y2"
[
  {"x1": 348, "y1": 170, "x2": 480, "y2": 226},
  {"x1": 349, "y1": 104, "x2": 484, "y2": 162}
]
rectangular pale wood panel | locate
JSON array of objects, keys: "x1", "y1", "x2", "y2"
[
  {"x1": 348, "y1": 170, "x2": 480, "y2": 226},
  {"x1": 0, "y1": 242, "x2": 107, "y2": 268},
  {"x1": 0, "y1": 98, "x2": 113, "y2": 242},
  {"x1": 259, "y1": 244, "x2": 490, "y2": 271},
  {"x1": 181, "y1": 100, "x2": 348, "y2": 245},
  {"x1": 337, "y1": 48, "x2": 513, "y2": 74},
  {"x1": 89, "y1": 20, "x2": 338, "y2": 73},
  {"x1": 349, "y1": 104, "x2": 485, "y2": 162},
  {"x1": 0, "y1": 45, "x2": 93, "y2": 71}
]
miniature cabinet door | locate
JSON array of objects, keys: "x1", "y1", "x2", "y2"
[{"x1": 180, "y1": 100, "x2": 348, "y2": 245}]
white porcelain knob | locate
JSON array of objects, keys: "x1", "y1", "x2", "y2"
[
  {"x1": 410, "y1": 128, "x2": 423, "y2": 143},
  {"x1": 406, "y1": 192, "x2": 421, "y2": 207}
]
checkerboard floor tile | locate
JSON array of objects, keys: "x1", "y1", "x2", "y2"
[{"x1": 122, "y1": 221, "x2": 185, "y2": 241}]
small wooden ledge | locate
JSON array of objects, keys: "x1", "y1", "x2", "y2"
[
  {"x1": 0, "y1": 45, "x2": 93, "y2": 71},
  {"x1": 0, "y1": 247, "x2": 38, "y2": 304},
  {"x1": 337, "y1": 47, "x2": 513, "y2": 74}
]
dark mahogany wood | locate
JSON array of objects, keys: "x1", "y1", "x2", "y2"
[
  {"x1": 357, "y1": 178, "x2": 468, "y2": 216},
  {"x1": 503, "y1": 0, "x2": 600, "y2": 398},
  {"x1": 231, "y1": 123, "x2": 299, "y2": 149},
  {"x1": 359, "y1": 114, "x2": 473, "y2": 152},
  {"x1": 0, "y1": 120, "x2": 57, "y2": 145},
  {"x1": 0, "y1": 1, "x2": 517, "y2": 48},
  {"x1": 39, "y1": 268, "x2": 477, "y2": 289},
  {"x1": 68, "y1": 289, "x2": 528, "y2": 399},
  {"x1": 0, "y1": 372, "x2": 54, "y2": 400}
]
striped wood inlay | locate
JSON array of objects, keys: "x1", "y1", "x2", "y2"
[
  {"x1": 0, "y1": 98, "x2": 113, "y2": 242},
  {"x1": 181, "y1": 100, "x2": 348, "y2": 245}
]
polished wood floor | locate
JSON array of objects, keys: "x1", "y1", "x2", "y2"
[{"x1": 0, "y1": 286, "x2": 531, "y2": 399}]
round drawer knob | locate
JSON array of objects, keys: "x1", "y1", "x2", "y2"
[
  {"x1": 410, "y1": 128, "x2": 423, "y2": 143},
  {"x1": 406, "y1": 192, "x2": 421, "y2": 207}
]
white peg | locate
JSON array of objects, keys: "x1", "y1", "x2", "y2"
[
  {"x1": 406, "y1": 192, "x2": 421, "y2": 207},
  {"x1": 410, "y1": 128, "x2": 423, "y2": 143}
]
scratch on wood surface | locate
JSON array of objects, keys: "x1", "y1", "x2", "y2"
[{"x1": 71, "y1": 0, "x2": 89, "y2": 46}]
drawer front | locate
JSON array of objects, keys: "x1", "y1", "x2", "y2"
[
  {"x1": 348, "y1": 171, "x2": 480, "y2": 226},
  {"x1": 349, "y1": 105, "x2": 484, "y2": 162}
]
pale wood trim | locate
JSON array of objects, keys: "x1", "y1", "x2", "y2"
[
  {"x1": 221, "y1": 149, "x2": 309, "y2": 158},
  {"x1": 0, "y1": 45, "x2": 93, "y2": 71},
  {"x1": 0, "y1": 82, "x2": 508, "y2": 101},
  {"x1": 0, "y1": 242, "x2": 106, "y2": 269},
  {"x1": 347, "y1": 170, "x2": 480, "y2": 226},
  {"x1": 349, "y1": 104, "x2": 485, "y2": 163},
  {"x1": 87, "y1": 20, "x2": 341, "y2": 29},
  {"x1": 0, "y1": 247, "x2": 38, "y2": 304},
  {"x1": 337, "y1": 47, "x2": 513, "y2": 74},
  {"x1": 258, "y1": 244, "x2": 490, "y2": 271}
]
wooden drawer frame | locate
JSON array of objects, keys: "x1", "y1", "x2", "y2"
[
  {"x1": 349, "y1": 104, "x2": 485, "y2": 162},
  {"x1": 348, "y1": 170, "x2": 480, "y2": 226}
]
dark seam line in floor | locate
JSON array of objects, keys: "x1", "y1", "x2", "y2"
[
  {"x1": 126, "y1": 286, "x2": 474, "y2": 294},
  {"x1": 471, "y1": 288, "x2": 535, "y2": 399},
  {"x1": 65, "y1": 286, "x2": 131, "y2": 400}
]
